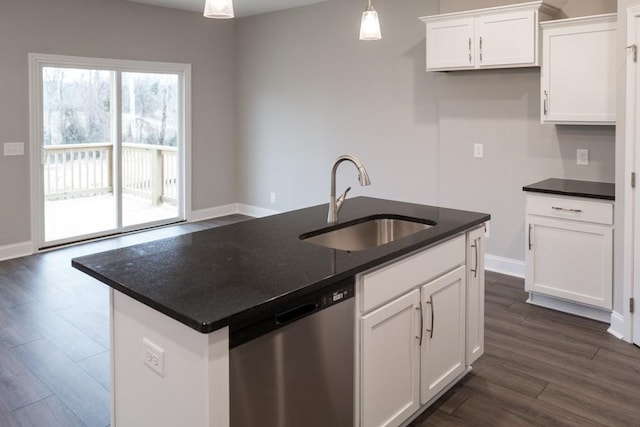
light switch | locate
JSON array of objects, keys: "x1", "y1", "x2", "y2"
[
  {"x1": 474, "y1": 143, "x2": 484, "y2": 158},
  {"x1": 4, "y1": 142, "x2": 24, "y2": 157}
]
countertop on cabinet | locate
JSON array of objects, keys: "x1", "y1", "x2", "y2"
[
  {"x1": 72, "y1": 197, "x2": 490, "y2": 333},
  {"x1": 523, "y1": 178, "x2": 615, "y2": 201}
]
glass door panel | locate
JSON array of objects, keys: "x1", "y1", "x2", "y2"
[
  {"x1": 121, "y1": 72, "x2": 180, "y2": 227},
  {"x1": 42, "y1": 67, "x2": 116, "y2": 243}
]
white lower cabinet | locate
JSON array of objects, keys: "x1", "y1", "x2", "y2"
[
  {"x1": 360, "y1": 290, "x2": 421, "y2": 427},
  {"x1": 420, "y1": 266, "x2": 466, "y2": 405},
  {"x1": 525, "y1": 194, "x2": 613, "y2": 310},
  {"x1": 358, "y1": 229, "x2": 484, "y2": 427},
  {"x1": 466, "y1": 227, "x2": 485, "y2": 364}
]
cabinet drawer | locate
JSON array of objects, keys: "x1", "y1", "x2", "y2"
[
  {"x1": 360, "y1": 235, "x2": 465, "y2": 313},
  {"x1": 526, "y1": 194, "x2": 613, "y2": 225}
]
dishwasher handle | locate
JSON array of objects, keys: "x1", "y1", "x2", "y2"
[{"x1": 275, "y1": 302, "x2": 319, "y2": 326}]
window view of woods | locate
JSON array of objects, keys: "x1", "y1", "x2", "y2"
[
  {"x1": 122, "y1": 72, "x2": 179, "y2": 147},
  {"x1": 43, "y1": 68, "x2": 179, "y2": 147},
  {"x1": 43, "y1": 68, "x2": 111, "y2": 146}
]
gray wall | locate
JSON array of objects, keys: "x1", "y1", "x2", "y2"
[
  {"x1": 437, "y1": 0, "x2": 616, "y2": 262},
  {"x1": 237, "y1": 0, "x2": 616, "y2": 263},
  {"x1": 0, "y1": 0, "x2": 619, "y2": 267},
  {"x1": 236, "y1": 0, "x2": 441, "y2": 210},
  {"x1": 0, "y1": 0, "x2": 237, "y2": 246}
]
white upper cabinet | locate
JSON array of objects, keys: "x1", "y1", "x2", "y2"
[
  {"x1": 425, "y1": 17, "x2": 476, "y2": 69},
  {"x1": 540, "y1": 14, "x2": 617, "y2": 125},
  {"x1": 420, "y1": 1, "x2": 558, "y2": 71}
]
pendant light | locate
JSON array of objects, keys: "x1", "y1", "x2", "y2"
[
  {"x1": 204, "y1": 0, "x2": 234, "y2": 19},
  {"x1": 359, "y1": 0, "x2": 381, "y2": 41}
]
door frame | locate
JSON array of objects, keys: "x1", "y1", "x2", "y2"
[
  {"x1": 625, "y1": 6, "x2": 640, "y2": 344},
  {"x1": 28, "y1": 53, "x2": 192, "y2": 250}
]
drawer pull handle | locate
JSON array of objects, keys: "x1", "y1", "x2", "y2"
[
  {"x1": 426, "y1": 296, "x2": 434, "y2": 339},
  {"x1": 471, "y1": 241, "x2": 478, "y2": 278},
  {"x1": 552, "y1": 207, "x2": 583, "y2": 213},
  {"x1": 528, "y1": 224, "x2": 532, "y2": 250},
  {"x1": 416, "y1": 303, "x2": 423, "y2": 346}
]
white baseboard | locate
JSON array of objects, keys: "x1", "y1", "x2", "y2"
[
  {"x1": 237, "y1": 204, "x2": 281, "y2": 218},
  {"x1": 0, "y1": 241, "x2": 33, "y2": 261},
  {"x1": 485, "y1": 254, "x2": 525, "y2": 278},
  {"x1": 607, "y1": 311, "x2": 625, "y2": 339},
  {"x1": 191, "y1": 203, "x2": 281, "y2": 222},
  {"x1": 190, "y1": 204, "x2": 238, "y2": 222},
  {"x1": 527, "y1": 293, "x2": 611, "y2": 323}
]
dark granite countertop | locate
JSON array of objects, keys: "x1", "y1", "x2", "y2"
[
  {"x1": 72, "y1": 197, "x2": 490, "y2": 334},
  {"x1": 523, "y1": 178, "x2": 615, "y2": 201}
]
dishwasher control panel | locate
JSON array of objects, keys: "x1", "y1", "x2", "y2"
[{"x1": 321, "y1": 284, "x2": 353, "y2": 308}]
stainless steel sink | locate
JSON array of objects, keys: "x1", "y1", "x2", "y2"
[{"x1": 300, "y1": 216, "x2": 435, "y2": 251}]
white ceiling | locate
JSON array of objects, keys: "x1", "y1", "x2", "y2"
[{"x1": 122, "y1": 0, "x2": 334, "y2": 17}]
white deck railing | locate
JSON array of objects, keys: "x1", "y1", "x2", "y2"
[{"x1": 43, "y1": 143, "x2": 178, "y2": 205}]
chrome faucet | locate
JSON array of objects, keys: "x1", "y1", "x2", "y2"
[{"x1": 328, "y1": 155, "x2": 371, "y2": 224}]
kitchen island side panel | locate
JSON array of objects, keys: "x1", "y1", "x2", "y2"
[{"x1": 112, "y1": 290, "x2": 229, "y2": 427}]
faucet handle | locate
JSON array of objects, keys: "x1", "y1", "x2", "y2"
[{"x1": 336, "y1": 187, "x2": 351, "y2": 209}]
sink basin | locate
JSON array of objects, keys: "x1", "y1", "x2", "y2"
[{"x1": 300, "y1": 215, "x2": 435, "y2": 251}]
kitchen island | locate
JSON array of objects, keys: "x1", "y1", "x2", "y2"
[{"x1": 73, "y1": 197, "x2": 490, "y2": 427}]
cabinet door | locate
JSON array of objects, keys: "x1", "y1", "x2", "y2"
[
  {"x1": 466, "y1": 227, "x2": 484, "y2": 365},
  {"x1": 361, "y1": 290, "x2": 421, "y2": 427},
  {"x1": 426, "y1": 17, "x2": 475, "y2": 71},
  {"x1": 420, "y1": 266, "x2": 466, "y2": 405},
  {"x1": 526, "y1": 216, "x2": 613, "y2": 309},
  {"x1": 541, "y1": 17, "x2": 616, "y2": 124},
  {"x1": 477, "y1": 10, "x2": 536, "y2": 67}
]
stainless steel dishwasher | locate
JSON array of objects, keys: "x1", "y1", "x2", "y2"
[{"x1": 230, "y1": 278, "x2": 354, "y2": 427}]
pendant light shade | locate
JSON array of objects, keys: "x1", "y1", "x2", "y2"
[
  {"x1": 204, "y1": 0, "x2": 234, "y2": 19},
  {"x1": 359, "y1": 1, "x2": 381, "y2": 41}
]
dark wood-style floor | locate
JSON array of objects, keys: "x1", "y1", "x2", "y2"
[
  {"x1": 0, "y1": 215, "x2": 250, "y2": 427},
  {"x1": 1, "y1": 218, "x2": 639, "y2": 426}
]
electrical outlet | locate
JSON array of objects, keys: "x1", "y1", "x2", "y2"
[
  {"x1": 474, "y1": 143, "x2": 484, "y2": 158},
  {"x1": 577, "y1": 149, "x2": 589, "y2": 166},
  {"x1": 143, "y1": 338, "x2": 165, "y2": 377},
  {"x1": 270, "y1": 192, "x2": 276, "y2": 204},
  {"x1": 4, "y1": 142, "x2": 24, "y2": 156}
]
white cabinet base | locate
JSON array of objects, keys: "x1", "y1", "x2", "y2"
[
  {"x1": 111, "y1": 290, "x2": 230, "y2": 427},
  {"x1": 526, "y1": 292, "x2": 611, "y2": 323}
]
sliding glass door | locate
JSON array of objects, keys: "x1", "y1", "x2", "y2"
[
  {"x1": 41, "y1": 67, "x2": 117, "y2": 242},
  {"x1": 31, "y1": 55, "x2": 190, "y2": 248},
  {"x1": 121, "y1": 72, "x2": 179, "y2": 227}
]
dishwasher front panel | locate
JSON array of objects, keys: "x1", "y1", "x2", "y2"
[{"x1": 230, "y1": 296, "x2": 354, "y2": 427}]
